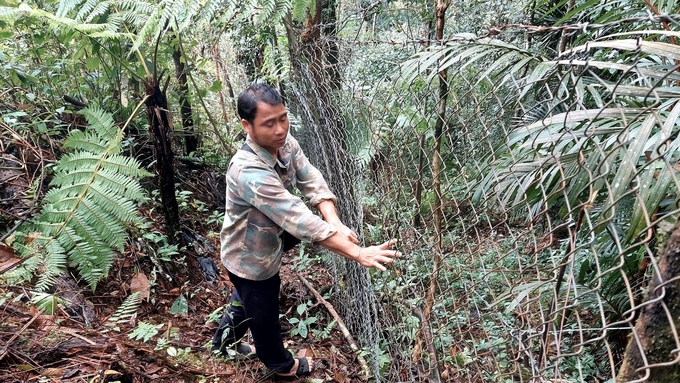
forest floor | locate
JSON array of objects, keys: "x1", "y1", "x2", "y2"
[{"x1": 0, "y1": 165, "x2": 366, "y2": 383}]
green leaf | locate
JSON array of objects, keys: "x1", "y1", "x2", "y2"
[
  {"x1": 565, "y1": 39, "x2": 680, "y2": 63},
  {"x1": 128, "y1": 322, "x2": 163, "y2": 343},
  {"x1": 296, "y1": 303, "x2": 306, "y2": 316},
  {"x1": 305, "y1": 316, "x2": 317, "y2": 325},
  {"x1": 297, "y1": 320, "x2": 308, "y2": 338},
  {"x1": 601, "y1": 113, "x2": 656, "y2": 219},
  {"x1": 85, "y1": 55, "x2": 99, "y2": 70},
  {"x1": 208, "y1": 80, "x2": 222, "y2": 92},
  {"x1": 170, "y1": 295, "x2": 188, "y2": 315},
  {"x1": 31, "y1": 292, "x2": 67, "y2": 315}
]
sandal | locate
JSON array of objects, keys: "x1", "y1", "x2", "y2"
[{"x1": 275, "y1": 357, "x2": 314, "y2": 379}]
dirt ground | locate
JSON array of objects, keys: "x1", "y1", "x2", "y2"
[{"x1": 0, "y1": 226, "x2": 365, "y2": 383}]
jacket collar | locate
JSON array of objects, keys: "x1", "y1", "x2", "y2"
[{"x1": 245, "y1": 135, "x2": 290, "y2": 168}]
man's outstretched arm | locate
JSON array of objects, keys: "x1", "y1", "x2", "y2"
[
  {"x1": 315, "y1": 200, "x2": 359, "y2": 244},
  {"x1": 318, "y1": 233, "x2": 400, "y2": 271}
]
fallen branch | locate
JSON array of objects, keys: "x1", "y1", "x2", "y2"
[{"x1": 296, "y1": 273, "x2": 370, "y2": 379}]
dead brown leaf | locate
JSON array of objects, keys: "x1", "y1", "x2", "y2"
[
  {"x1": 334, "y1": 370, "x2": 347, "y2": 383},
  {"x1": 41, "y1": 368, "x2": 63, "y2": 377},
  {"x1": 296, "y1": 348, "x2": 315, "y2": 357},
  {"x1": 130, "y1": 273, "x2": 150, "y2": 301},
  {"x1": 0, "y1": 242, "x2": 14, "y2": 261},
  {"x1": 145, "y1": 363, "x2": 163, "y2": 374},
  {"x1": 25, "y1": 232, "x2": 39, "y2": 245}
]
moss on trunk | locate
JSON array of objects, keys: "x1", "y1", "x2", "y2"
[{"x1": 617, "y1": 219, "x2": 680, "y2": 381}]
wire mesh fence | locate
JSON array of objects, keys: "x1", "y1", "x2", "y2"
[{"x1": 283, "y1": 7, "x2": 680, "y2": 383}]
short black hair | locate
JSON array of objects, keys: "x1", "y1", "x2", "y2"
[{"x1": 237, "y1": 83, "x2": 283, "y2": 124}]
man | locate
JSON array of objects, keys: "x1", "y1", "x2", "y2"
[{"x1": 211, "y1": 83, "x2": 400, "y2": 378}]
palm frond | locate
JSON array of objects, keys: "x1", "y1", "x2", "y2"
[
  {"x1": 475, "y1": 29, "x2": 680, "y2": 249},
  {"x1": 400, "y1": 36, "x2": 537, "y2": 86}
]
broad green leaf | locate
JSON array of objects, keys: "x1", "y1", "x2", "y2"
[
  {"x1": 170, "y1": 295, "x2": 188, "y2": 315},
  {"x1": 208, "y1": 80, "x2": 222, "y2": 92},
  {"x1": 85, "y1": 55, "x2": 99, "y2": 70},
  {"x1": 297, "y1": 320, "x2": 308, "y2": 338}
]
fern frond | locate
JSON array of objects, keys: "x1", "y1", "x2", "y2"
[
  {"x1": 0, "y1": 5, "x2": 31, "y2": 20},
  {"x1": 255, "y1": 0, "x2": 275, "y2": 24},
  {"x1": 272, "y1": 0, "x2": 292, "y2": 23},
  {"x1": 78, "y1": 106, "x2": 119, "y2": 140},
  {"x1": 76, "y1": 0, "x2": 108, "y2": 22},
  {"x1": 196, "y1": 0, "x2": 236, "y2": 24},
  {"x1": 116, "y1": 0, "x2": 153, "y2": 25},
  {"x1": 177, "y1": 0, "x2": 202, "y2": 31},
  {"x1": 63, "y1": 132, "x2": 119, "y2": 154},
  {"x1": 105, "y1": 292, "x2": 142, "y2": 329},
  {"x1": 159, "y1": 0, "x2": 181, "y2": 32},
  {"x1": 2, "y1": 235, "x2": 66, "y2": 291},
  {"x1": 6, "y1": 106, "x2": 148, "y2": 291},
  {"x1": 130, "y1": 2, "x2": 163, "y2": 51},
  {"x1": 33, "y1": 239, "x2": 68, "y2": 292},
  {"x1": 56, "y1": 0, "x2": 85, "y2": 18},
  {"x1": 1, "y1": 3, "x2": 124, "y2": 40}
]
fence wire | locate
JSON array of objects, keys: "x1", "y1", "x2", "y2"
[{"x1": 282, "y1": 7, "x2": 680, "y2": 383}]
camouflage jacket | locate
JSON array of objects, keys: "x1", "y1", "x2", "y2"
[{"x1": 220, "y1": 134, "x2": 338, "y2": 280}]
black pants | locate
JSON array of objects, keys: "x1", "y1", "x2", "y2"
[{"x1": 212, "y1": 271, "x2": 295, "y2": 373}]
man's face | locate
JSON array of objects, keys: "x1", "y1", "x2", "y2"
[{"x1": 242, "y1": 101, "x2": 289, "y2": 156}]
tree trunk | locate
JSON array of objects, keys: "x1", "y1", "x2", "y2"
[
  {"x1": 144, "y1": 74, "x2": 181, "y2": 245},
  {"x1": 211, "y1": 43, "x2": 235, "y2": 121},
  {"x1": 557, "y1": 0, "x2": 575, "y2": 54},
  {"x1": 616, "y1": 219, "x2": 680, "y2": 382},
  {"x1": 413, "y1": 134, "x2": 425, "y2": 227},
  {"x1": 417, "y1": 2, "x2": 450, "y2": 382},
  {"x1": 321, "y1": 0, "x2": 340, "y2": 90},
  {"x1": 172, "y1": 47, "x2": 198, "y2": 155}
]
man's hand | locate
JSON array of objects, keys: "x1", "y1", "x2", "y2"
[
  {"x1": 318, "y1": 234, "x2": 401, "y2": 272},
  {"x1": 354, "y1": 239, "x2": 401, "y2": 271}
]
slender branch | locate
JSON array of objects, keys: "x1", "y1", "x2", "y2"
[
  {"x1": 644, "y1": 0, "x2": 675, "y2": 43},
  {"x1": 177, "y1": 33, "x2": 232, "y2": 155},
  {"x1": 558, "y1": 0, "x2": 575, "y2": 54},
  {"x1": 392, "y1": 296, "x2": 442, "y2": 383},
  {"x1": 643, "y1": 0, "x2": 679, "y2": 72},
  {"x1": 297, "y1": 273, "x2": 370, "y2": 379},
  {"x1": 122, "y1": 94, "x2": 151, "y2": 132}
]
